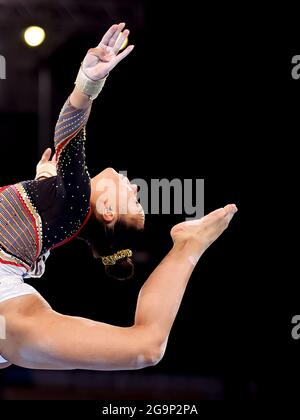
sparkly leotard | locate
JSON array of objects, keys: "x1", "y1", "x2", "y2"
[{"x1": 0, "y1": 99, "x2": 92, "y2": 271}]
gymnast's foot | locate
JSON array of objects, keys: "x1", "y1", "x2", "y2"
[{"x1": 171, "y1": 204, "x2": 238, "y2": 257}]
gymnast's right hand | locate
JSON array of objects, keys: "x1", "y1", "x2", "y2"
[{"x1": 81, "y1": 23, "x2": 134, "y2": 81}]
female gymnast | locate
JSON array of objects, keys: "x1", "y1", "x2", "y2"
[{"x1": 0, "y1": 23, "x2": 237, "y2": 370}]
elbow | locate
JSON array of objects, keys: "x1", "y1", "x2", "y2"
[
  {"x1": 137, "y1": 340, "x2": 167, "y2": 369},
  {"x1": 147, "y1": 345, "x2": 165, "y2": 367}
]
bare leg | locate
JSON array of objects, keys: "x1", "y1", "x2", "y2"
[{"x1": 0, "y1": 205, "x2": 237, "y2": 370}]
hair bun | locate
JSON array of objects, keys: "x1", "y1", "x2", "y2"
[{"x1": 105, "y1": 257, "x2": 134, "y2": 280}]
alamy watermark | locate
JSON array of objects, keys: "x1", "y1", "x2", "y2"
[
  {"x1": 95, "y1": 171, "x2": 204, "y2": 220},
  {"x1": 291, "y1": 315, "x2": 300, "y2": 340},
  {"x1": 0, "y1": 54, "x2": 6, "y2": 80},
  {"x1": 291, "y1": 55, "x2": 300, "y2": 80},
  {"x1": 0, "y1": 315, "x2": 6, "y2": 340}
]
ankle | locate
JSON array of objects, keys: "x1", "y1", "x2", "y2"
[{"x1": 171, "y1": 238, "x2": 205, "y2": 258}]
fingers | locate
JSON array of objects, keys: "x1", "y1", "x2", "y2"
[
  {"x1": 87, "y1": 47, "x2": 111, "y2": 63},
  {"x1": 113, "y1": 29, "x2": 130, "y2": 54},
  {"x1": 92, "y1": 44, "x2": 134, "y2": 76},
  {"x1": 40, "y1": 148, "x2": 52, "y2": 163},
  {"x1": 100, "y1": 23, "x2": 125, "y2": 47},
  {"x1": 100, "y1": 24, "x2": 118, "y2": 46},
  {"x1": 113, "y1": 44, "x2": 135, "y2": 65},
  {"x1": 108, "y1": 23, "x2": 126, "y2": 48},
  {"x1": 51, "y1": 153, "x2": 57, "y2": 164}
]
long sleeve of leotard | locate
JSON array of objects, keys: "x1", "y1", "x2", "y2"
[
  {"x1": 55, "y1": 99, "x2": 91, "y2": 158},
  {"x1": 19, "y1": 99, "x2": 93, "y2": 255}
]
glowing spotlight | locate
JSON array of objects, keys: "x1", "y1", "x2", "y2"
[
  {"x1": 117, "y1": 32, "x2": 129, "y2": 51},
  {"x1": 24, "y1": 26, "x2": 46, "y2": 47}
]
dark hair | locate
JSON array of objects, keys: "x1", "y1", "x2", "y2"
[
  {"x1": 105, "y1": 257, "x2": 134, "y2": 281},
  {"x1": 78, "y1": 214, "x2": 137, "y2": 280}
]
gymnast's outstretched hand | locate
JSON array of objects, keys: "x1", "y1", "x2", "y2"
[
  {"x1": 35, "y1": 148, "x2": 57, "y2": 180},
  {"x1": 82, "y1": 23, "x2": 134, "y2": 80},
  {"x1": 70, "y1": 23, "x2": 134, "y2": 108}
]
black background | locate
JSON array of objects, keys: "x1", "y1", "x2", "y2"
[{"x1": 0, "y1": 0, "x2": 293, "y2": 403}]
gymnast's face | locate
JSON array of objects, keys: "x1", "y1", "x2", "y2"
[{"x1": 91, "y1": 167, "x2": 145, "y2": 230}]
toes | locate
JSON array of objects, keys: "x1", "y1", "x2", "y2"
[
  {"x1": 171, "y1": 204, "x2": 238, "y2": 238},
  {"x1": 223, "y1": 204, "x2": 238, "y2": 224},
  {"x1": 224, "y1": 204, "x2": 238, "y2": 213},
  {"x1": 207, "y1": 204, "x2": 237, "y2": 220},
  {"x1": 207, "y1": 207, "x2": 227, "y2": 219}
]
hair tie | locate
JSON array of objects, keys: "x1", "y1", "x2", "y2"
[{"x1": 101, "y1": 249, "x2": 132, "y2": 266}]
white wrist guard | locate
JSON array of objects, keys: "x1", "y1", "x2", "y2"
[
  {"x1": 35, "y1": 162, "x2": 57, "y2": 180},
  {"x1": 75, "y1": 67, "x2": 107, "y2": 100}
]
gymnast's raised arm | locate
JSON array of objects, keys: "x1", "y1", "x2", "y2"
[{"x1": 35, "y1": 23, "x2": 133, "y2": 180}]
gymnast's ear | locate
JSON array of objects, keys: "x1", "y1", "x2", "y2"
[
  {"x1": 94, "y1": 194, "x2": 115, "y2": 224},
  {"x1": 102, "y1": 205, "x2": 115, "y2": 223}
]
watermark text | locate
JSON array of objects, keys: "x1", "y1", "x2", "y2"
[
  {"x1": 0, "y1": 54, "x2": 6, "y2": 80},
  {"x1": 95, "y1": 171, "x2": 204, "y2": 220}
]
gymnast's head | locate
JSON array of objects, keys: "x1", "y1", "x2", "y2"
[{"x1": 79, "y1": 168, "x2": 145, "y2": 280}]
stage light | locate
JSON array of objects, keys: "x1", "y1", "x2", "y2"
[
  {"x1": 117, "y1": 33, "x2": 129, "y2": 51},
  {"x1": 24, "y1": 26, "x2": 46, "y2": 47}
]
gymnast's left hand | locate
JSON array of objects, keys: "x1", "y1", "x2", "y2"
[
  {"x1": 82, "y1": 23, "x2": 134, "y2": 81},
  {"x1": 35, "y1": 148, "x2": 57, "y2": 180}
]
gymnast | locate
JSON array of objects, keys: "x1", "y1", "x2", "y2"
[{"x1": 0, "y1": 23, "x2": 237, "y2": 370}]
